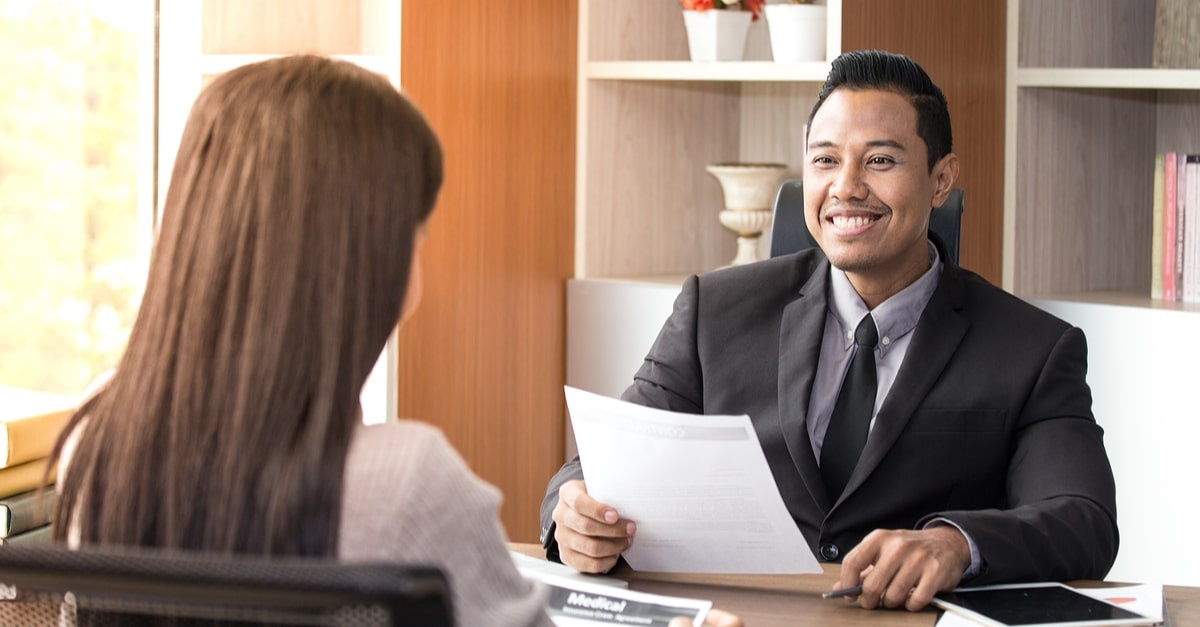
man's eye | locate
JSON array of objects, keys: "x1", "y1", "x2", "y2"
[{"x1": 868, "y1": 156, "x2": 894, "y2": 165}]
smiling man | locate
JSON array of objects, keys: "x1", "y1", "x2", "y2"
[{"x1": 540, "y1": 50, "x2": 1118, "y2": 612}]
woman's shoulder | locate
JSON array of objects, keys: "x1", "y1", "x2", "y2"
[
  {"x1": 339, "y1": 419, "x2": 500, "y2": 556},
  {"x1": 352, "y1": 419, "x2": 448, "y2": 451},
  {"x1": 347, "y1": 420, "x2": 468, "y2": 482},
  {"x1": 343, "y1": 419, "x2": 497, "y2": 505},
  {"x1": 339, "y1": 421, "x2": 550, "y2": 626}
]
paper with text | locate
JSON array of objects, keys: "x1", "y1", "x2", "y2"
[
  {"x1": 522, "y1": 570, "x2": 710, "y2": 627},
  {"x1": 565, "y1": 386, "x2": 821, "y2": 574}
]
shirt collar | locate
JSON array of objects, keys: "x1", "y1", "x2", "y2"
[{"x1": 828, "y1": 241, "x2": 942, "y2": 357}]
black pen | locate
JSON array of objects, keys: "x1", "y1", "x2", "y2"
[{"x1": 822, "y1": 585, "x2": 863, "y2": 599}]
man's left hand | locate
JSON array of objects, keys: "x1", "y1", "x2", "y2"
[{"x1": 832, "y1": 526, "x2": 971, "y2": 612}]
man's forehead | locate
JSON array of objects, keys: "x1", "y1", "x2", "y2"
[{"x1": 808, "y1": 89, "x2": 919, "y2": 143}]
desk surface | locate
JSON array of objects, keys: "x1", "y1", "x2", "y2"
[{"x1": 510, "y1": 543, "x2": 1200, "y2": 626}]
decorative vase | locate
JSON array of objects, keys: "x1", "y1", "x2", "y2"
[
  {"x1": 764, "y1": 4, "x2": 827, "y2": 63},
  {"x1": 706, "y1": 163, "x2": 789, "y2": 266},
  {"x1": 681, "y1": 10, "x2": 752, "y2": 62}
]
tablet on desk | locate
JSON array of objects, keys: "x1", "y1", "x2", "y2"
[{"x1": 932, "y1": 582, "x2": 1158, "y2": 626}]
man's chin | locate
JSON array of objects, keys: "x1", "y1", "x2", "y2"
[{"x1": 821, "y1": 245, "x2": 876, "y2": 273}]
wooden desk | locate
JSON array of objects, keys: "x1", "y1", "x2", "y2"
[{"x1": 510, "y1": 543, "x2": 1200, "y2": 626}]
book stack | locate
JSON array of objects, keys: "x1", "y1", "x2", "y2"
[
  {"x1": 0, "y1": 387, "x2": 77, "y2": 545},
  {"x1": 1151, "y1": 152, "x2": 1200, "y2": 303}
]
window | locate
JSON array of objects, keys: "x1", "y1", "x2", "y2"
[
  {"x1": 2, "y1": 1, "x2": 394, "y2": 421},
  {"x1": 0, "y1": 0, "x2": 154, "y2": 399}
]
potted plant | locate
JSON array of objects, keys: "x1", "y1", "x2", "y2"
[
  {"x1": 679, "y1": 0, "x2": 765, "y2": 62},
  {"x1": 764, "y1": 0, "x2": 827, "y2": 63}
]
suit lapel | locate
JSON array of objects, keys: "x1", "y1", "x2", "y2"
[
  {"x1": 777, "y1": 259, "x2": 833, "y2": 511},
  {"x1": 839, "y1": 264, "x2": 971, "y2": 498}
]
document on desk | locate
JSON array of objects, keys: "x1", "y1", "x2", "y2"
[
  {"x1": 527, "y1": 571, "x2": 711, "y2": 627},
  {"x1": 565, "y1": 386, "x2": 821, "y2": 574}
]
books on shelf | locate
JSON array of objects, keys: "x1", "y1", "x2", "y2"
[
  {"x1": 1164, "y1": 152, "x2": 1178, "y2": 301},
  {"x1": 1189, "y1": 156, "x2": 1200, "y2": 303},
  {"x1": 0, "y1": 387, "x2": 77, "y2": 469},
  {"x1": 1151, "y1": 152, "x2": 1200, "y2": 303},
  {"x1": 2, "y1": 522, "x2": 52, "y2": 545},
  {"x1": 0, "y1": 459, "x2": 55, "y2": 500},
  {"x1": 1152, "y1": 154, "x2": 1165, "y2": 300},
  {"x1": 0, "y1": 408, "x2": 72, "y2": 471},
  {"x1": 0, "y1": 486, "x2": 55, "y2": 539}
]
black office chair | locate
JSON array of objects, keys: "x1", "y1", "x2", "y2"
[
  {"x1": 0, "y1": 544, "x2": 453, "y2": 626},
  {"x1": 767, "y1": 179, "x2": 964, "y2": 264}
]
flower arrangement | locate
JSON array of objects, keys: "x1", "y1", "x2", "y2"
[{"x1": 679, "y1": 0, "x2": 765, "y2": 21}]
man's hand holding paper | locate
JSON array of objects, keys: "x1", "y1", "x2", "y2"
[
  {"x1": 556, "y1": 386, "x2": 821, "y2": 575},
  {"x1": 551, "y1": 479, "x2": 636, "y2": 574}
]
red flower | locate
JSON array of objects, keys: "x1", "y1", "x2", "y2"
[
  {"x1": 680, "y1": 0, "x2": 763, "y2": 20},
  {"x1": 742, "y1": 0, "x2": 765, "y2": 20}
]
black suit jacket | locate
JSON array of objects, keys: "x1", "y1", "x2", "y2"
[{"x1": 542, "y1": 248, "x2": 1118, "y2": 584}]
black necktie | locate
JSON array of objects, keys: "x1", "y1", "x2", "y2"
[{"x1": 820, "y1": 314, "x2": 878, "y2": 500}]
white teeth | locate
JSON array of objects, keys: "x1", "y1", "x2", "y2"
[{"x1": 831, "y1": 215, "x2": 874, "y2": 229}]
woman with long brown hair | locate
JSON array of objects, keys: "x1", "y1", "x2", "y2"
[
  {"x1": 49, "y1": 53, "x2": 742, "y2": 627},
  {"x1": 49, "y1": 55, "x2": 550, "y2": 625}
]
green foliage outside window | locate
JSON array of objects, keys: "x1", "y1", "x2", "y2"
[{"x1": 0, "y1": 0, "x2": 143, "y2": 395}]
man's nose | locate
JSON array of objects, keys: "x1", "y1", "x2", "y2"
[{"x1": 830, "y1": 164, "x2": 868, "y2": 201}]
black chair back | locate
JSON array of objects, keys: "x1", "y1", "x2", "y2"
[
  {"x1": 0, "y1": 544, "x2": 453, "y2": 626},
  {"x1": 768, "y1": 179, "x2": 964, "y2": 264}
]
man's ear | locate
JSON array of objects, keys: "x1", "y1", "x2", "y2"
[{"x1": 931, "y1": 153, "x2": 960, "y2": 208}]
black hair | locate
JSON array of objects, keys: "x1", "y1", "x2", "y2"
[{"x1": 807, "y1": 49, "x2": 952, "y2": 171}]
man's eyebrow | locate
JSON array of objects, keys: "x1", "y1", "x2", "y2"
[{"x1": 805, "y1": 138, "x2": 909, "y2": 151}]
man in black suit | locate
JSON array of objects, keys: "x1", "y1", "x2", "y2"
[{"x1": 539, "y1": 50, "x2": 1118, "y2": 612}]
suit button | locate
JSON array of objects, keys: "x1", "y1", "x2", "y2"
[{"x1": 819, "y1": 544, "x2": 839, "y2": 561}]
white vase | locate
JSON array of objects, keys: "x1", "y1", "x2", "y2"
[
  {"x1": 706, "y1": 163, "x2": 789, "y2": 266},
  {"x1": 681, "y1": 10, "x2": 752, "y2": 62},
  {"x1": 764, "y1": 4, "x2": 827, "y2": 63}
]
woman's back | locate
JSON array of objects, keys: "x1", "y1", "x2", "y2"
[{"x1": 340, "y1": 420, "x2": 550, "y2": 626}]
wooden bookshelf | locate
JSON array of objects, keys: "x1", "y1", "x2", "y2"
[
  {"x1": 573, "y1": 0, "x2": 843, "y2": 280},
  {"x1": 1004, "y1": 0, "x2": 1200, "y2": 301},
  {"x1": 1005, "y1": 0, "x2": 1200, "y2": 587}
]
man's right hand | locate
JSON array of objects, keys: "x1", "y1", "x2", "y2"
[{"x1": 551, "y1": 480, "x2": 637, "y2": 573}]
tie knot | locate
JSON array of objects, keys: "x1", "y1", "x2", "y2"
[{"x1": 854, "y1": 315, "x2": 878, "y2": 348}]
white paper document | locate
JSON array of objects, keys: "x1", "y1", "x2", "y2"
[
  {"x1": 564, "y1": 386, "x2": 822, "y2": 574},
  {"x1": 521, "y1": 570, "x2": 710, "y2": 627}
]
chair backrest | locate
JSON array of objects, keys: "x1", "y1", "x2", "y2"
[
  {"x1": 768, "y1": 179, "x2": 964, "y2": 264},
  {"x1": 0, "y1": 544, "x2": 453, "y2": 626}
]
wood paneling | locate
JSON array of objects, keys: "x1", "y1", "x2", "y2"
[
  {"x1": 842, "y1": 0, "x2": 1007, "y2": 284},
  {"x1": 1015, "y1": 88, "x2": 1155, "y2": 294},
  {"x1": 1018, "y1": 0, "x2": 1153, "y2": 68},
  {"x1": 582, "y1": 81, "x2": 742, "y2": 277},
  {"x1": 396, "y1": 2, "x2": 576, "y2": 543}
]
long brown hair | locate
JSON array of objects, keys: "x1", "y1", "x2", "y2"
[{"x1": 50, "y1": 55, "x2": 443, "y2": 556}]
